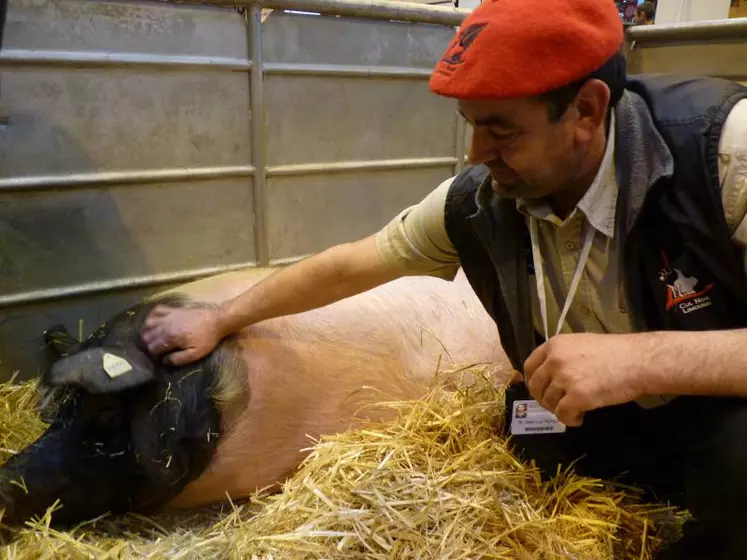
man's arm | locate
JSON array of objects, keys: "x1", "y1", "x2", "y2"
[
  {"x1": 142, "y1": 234, "x2": 404, "y2": 365},
  {"x1": 215, "y1": 234, "x2": 405, "y2": 335},
  {"x1": 640, "y1": 329, "x2": 747, "y2": 397},
  {"x1": 141, "y1": 176, "x2": 461, "y2": 365},
  {"x1": 638, "y1": 97, "x2": 747, "y2": 397},
  {"x1": 523, "y1": 328, "x2": 747, "y2": 428}
]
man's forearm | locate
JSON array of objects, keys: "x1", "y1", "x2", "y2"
[
  {"x1": 641, "y1": 328, "x2": 747, "y2": 398},
  {"x1": 214, "y1": 235, "x2": 403, "y2": 337}
]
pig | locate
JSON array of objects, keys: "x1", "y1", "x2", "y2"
[{"x1": 0, "y1": 267, "x2": 507, "y2": 526}]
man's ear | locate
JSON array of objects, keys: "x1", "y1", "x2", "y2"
[
  {"x1": 572, "y1": 79, "x2": 611, "y2": 139},
  {"x1": 43, "y1": 347, "x2": 156, "y2": 394},
  {"x1": 43, "y1": 324, "x2": 81, "y2": 359}
]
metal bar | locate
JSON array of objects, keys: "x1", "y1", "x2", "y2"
[
  {"x1": 0, "y1": 49, "x2": 252, "y2": 71},
  {"x1": 454, "y1": 113, "x2": 466, "y2": 175},
  {"x1": 0, "y1": 158, "x2": 459, "y2": 190},
  {"x1": 626, "y1": 18, "x2": 747, "y2": 46},
  {"x1": 249, "y1": 3, "x2": 270, "y2": 267},
  {"x1": 0, "y1": 262, "x2": 260, "y2": 309},
  {"x1": 266, "y1": 157, "x2": 457, "y2": 177},
  {"x1": 0, "y1": 166, "x2": 255, "y2": 192},
  {"x1": 196, "y1": 0, "x2": 469, "y2": 26},
  {"x1": 265, "y1": 62, "x2": 431, "y2": 79}
]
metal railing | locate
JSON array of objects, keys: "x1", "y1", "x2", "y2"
[
  {"x1": 0, "y1": 0, "x2": 468, "y2": 309},
  {"x1": 624, "y1": 15, "x2": 747, "y2": 81},
  {"x1": 626, "y1": 16, "x2": 747, "y2": 45},
  {"x1": 200, "y1": 0, "x2": 469, "y2": 25}
]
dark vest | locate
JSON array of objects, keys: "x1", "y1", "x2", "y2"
[{"x1": 444, "y1": 75, "x2": 747, "y2": 373}]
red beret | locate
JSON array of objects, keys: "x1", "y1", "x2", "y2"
[{"x1": 430, "y1": 0, "x2": 624, "y2": 99}]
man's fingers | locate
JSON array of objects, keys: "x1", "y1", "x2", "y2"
[
  {"x1": 143, "y1": 306, "x2": 177, "y2": 329},
  {"x1": 542, "y1": 383, "x2": 565, "y2": 413},
  {"x1": 142, "y1": 328, "x2": 177, "y2": 356},
  {"x1": 523, "y1": 341, "x2": 548, "y2": 381},
  {"x1": 140, "y1": 326, "x2": 160, "y2": 346},
  {"x1": 149, "y1": 305, "x2": 173, "y2": 318},
  {"x1": 527, "y1": 365, "x2": 551, "y2": 403},
  {"x1": 164, "y1": 349, "x2": 198, "y2": 367},
  {"x1": 555, "y1": 397, "x2": 584, "y2": 428}
]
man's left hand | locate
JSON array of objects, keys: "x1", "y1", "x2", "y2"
[{"x1": 523, "y1": 333, "x2": 651, "y2": 427}]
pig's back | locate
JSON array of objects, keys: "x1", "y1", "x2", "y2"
[{"x1": 162, "y1": 267, "x2": 504, "y2": 377}]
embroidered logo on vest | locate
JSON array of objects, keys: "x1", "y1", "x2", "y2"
[{"x1": 658, "y1": 250, "x2": 714, "y2": 313}]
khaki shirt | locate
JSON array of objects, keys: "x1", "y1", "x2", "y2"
[{"x1": 376, "y1": 99, "x2": 747, "y2": 405}]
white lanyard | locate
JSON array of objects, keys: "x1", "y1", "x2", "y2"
[{"x1": 529, "y1": 218, "x2": 596, "y2": 340}]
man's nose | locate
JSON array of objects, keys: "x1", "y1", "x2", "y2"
[{"x1": 467, "y1": 126, "x2": 497, "y2": 165}]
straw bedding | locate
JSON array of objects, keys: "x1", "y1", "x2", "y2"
[{"x1": 0, "y1": 368, "x2": 683, "y2": 559}]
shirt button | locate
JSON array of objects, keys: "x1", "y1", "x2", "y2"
[
  {"x1": 564, "y1": 240, "x2": 577, "y2": 251},
  {"x1": 579, "y1": 305, "x2": 591, "y2": 316}
]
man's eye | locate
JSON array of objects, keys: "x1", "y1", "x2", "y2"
[{"x1": 487, "y1": 128, "x2": 517, "y2": 141}]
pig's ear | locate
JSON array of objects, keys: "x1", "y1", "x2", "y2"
[
  {"x1": 43, "y1": 324, "x2": 80, "y2": 358},
  {"x1": 43, "y1": 348, "x2": 156, "y2": 394}
]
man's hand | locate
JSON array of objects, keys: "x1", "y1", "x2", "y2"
[
  {"x1": 141, "y1": 306, "x2": 225, "y2": 366},
  {"x1": 523, "y1": 333, "x2": 650, "y2": 427}
]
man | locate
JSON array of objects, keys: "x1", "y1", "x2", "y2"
[
  {"x1": 623, "y1": 0, "x2": 639, "y2": 22},
  {"x1": 142, "y1": 0, "x2": 747, "y2": 557},
  {"x1": 635, "y1": 1, "x2": 656, "y2": 25}
]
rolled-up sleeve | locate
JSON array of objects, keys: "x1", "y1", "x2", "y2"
[{"x1": 375, "y1": 176, "x2": 461, "y2": 280}]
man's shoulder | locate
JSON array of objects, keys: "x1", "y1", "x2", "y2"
[{"x1": 444, "y1": 165, "x2": 490, "y2": 211}]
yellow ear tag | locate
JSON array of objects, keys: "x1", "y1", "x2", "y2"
[{"x1": 103, "y1": 353, "x2": 133, "y2": 379}]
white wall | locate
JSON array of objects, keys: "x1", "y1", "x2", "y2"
[{"x1": 655, "y1": 0, "x2": 732, "y2": 23}]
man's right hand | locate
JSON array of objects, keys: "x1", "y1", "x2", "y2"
[{"x1": 141, "y1": 305, "x2": 225, "y2": 366}]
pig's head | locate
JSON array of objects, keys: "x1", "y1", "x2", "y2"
[{"x1": 0, "y1": 294, "x2": 249, "y2": 527}]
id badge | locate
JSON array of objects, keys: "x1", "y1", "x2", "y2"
[{"x1": 510, "y1": 399, "x2": 566, "y2": 435}]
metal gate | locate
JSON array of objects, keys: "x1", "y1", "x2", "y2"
[{"x1": 0, "y1": 0, "x2": 469, "y2": 380}]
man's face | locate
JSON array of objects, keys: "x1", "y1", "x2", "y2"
[{"x1": 459, "y1": 95, "x2": 583, "y2": 202}]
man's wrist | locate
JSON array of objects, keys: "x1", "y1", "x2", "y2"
[
  {"x1": 634, "y1": 330, "x2": 699, "y2": 397},
  {"x1": 214, "y1": 303, "x2": 240, "y2": 339}
]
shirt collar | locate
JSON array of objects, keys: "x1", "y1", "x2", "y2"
[{"x1": 516, "y1": 112, "x2": 618, "y2": 238}]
